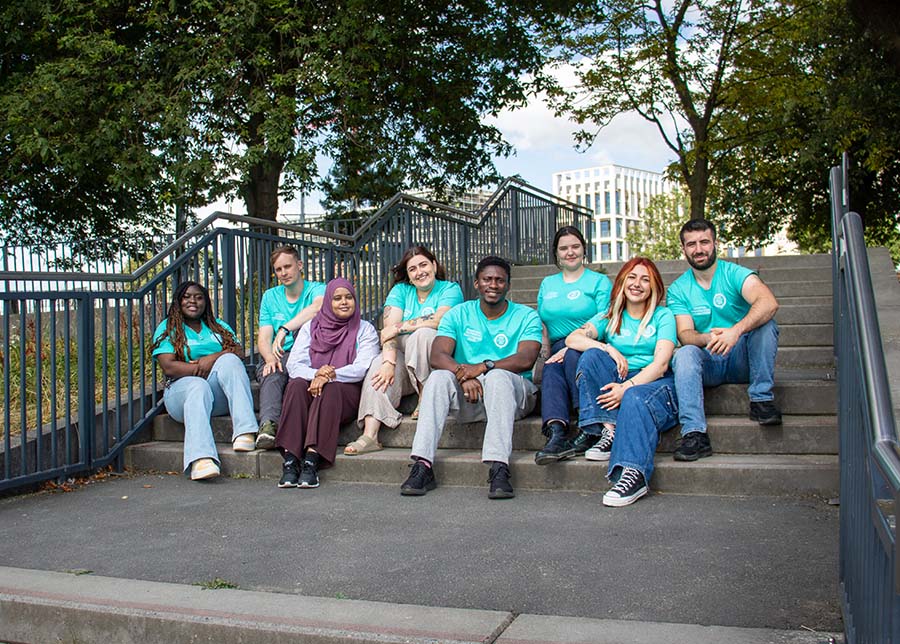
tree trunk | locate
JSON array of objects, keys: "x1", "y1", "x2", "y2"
[
  {"x1": 240, "y1": 151, "x2": 284, "y2": 222},
  {"x1": 687, "y1": 154, "x2": 710, "y2": 220}
]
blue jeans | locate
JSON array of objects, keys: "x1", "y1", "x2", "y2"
[
  {"x1": 576, "y1": 349, "x2": 678, "y2": 483},
  {"x1": 163, "y1": 353, "x2": 258, "y2": 473},
  {"x1": 540, "y1": 338, "x2": 582, "y2": 429},
  {"x1": 672, "y1": 319, "x2": 779, "y2": 436}
]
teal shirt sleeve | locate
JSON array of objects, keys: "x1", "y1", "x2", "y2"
[
  {"x1": 665, "y1": 276, "x2": 691, "y2": 316},
  {"x1": 151, "y1": 320, "x2": 173, "y2": 356},
  {"x1": 437, "y1": 282, "x2": 464, "y2": 309},
  {"x1": 383, "y1": 283, "x2": 407, "y2": 311},
  {"x1": 301, "y1": 281, "x2": 327, "y2": 308},
  {"x1": 656, "y1": 307, "x2": 677, "y2": 344},
  {"x1": 520, "y1": 308, "x2": 544, "y2": 344},
  {"x1": 594, "y1": 273, "x2": 612, "y2": 314},
  {"x1": 585, "y1": 311, "x2": 610, "y2": 339},
  {"x1": 436, "y1": 303, "x2": 463, "y2": 341},
  {"x1": 258, "y1": 288, "x2": 277, "y2": 329}
]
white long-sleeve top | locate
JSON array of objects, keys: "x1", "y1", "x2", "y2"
[{"x1": 285, "y1": 319, "x2": 380, "y2": 382}]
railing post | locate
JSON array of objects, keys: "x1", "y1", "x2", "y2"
[
  {"x1": 461, "y1": 227, "x2": 472, "y2": 298},
  {"x1": 221, "y1": 230, "x2": 237, "y2": 329},
  {"x1": 77, "y1": 294, "x2": 95, "y2": 469},
  {"x1": 510, "y1": 188, "x2": 520, "y2": 262}
]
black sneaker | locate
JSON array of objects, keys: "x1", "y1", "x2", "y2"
[
  {"x1": 488, "y1": 462, "x2": 515, "y2": 499},
  {"x1": 673, "y1": 431, "x2": 713, "y2": 461},
  {"x1": 255, "y1": 420, "x2": 277, "y2": 450},
  {"x1": 400, "y1": 461, "x2": 436, "y2": 496},
  {"x1": 558, "y1": 430, "x2": 601, "y2": 460},
  {"x1": 298, "y1": 459, "x2": 319, "y2": 488},
  {"x1": 603, "y1": 467, "x2": 648, "y2": 507},
  {"x1": 534, "y1": 422, "x2": 569, "y2": 465},
  {"x1": 585, "y1": 425, "x2": 615, "y2": 462},
  {"x1": 278, "y1": 458, "x2": 300, "y2": 488},
  {"x1": 749, "y1": 401, "x2": 782, "y2": 426}
]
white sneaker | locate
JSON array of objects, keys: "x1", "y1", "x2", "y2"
[
  {"x1": 232, "y1": 433, "x2": 256, "y2": 452},
  {"x1": 190, "y1": 458, "x2": 220, "y2": 481},
  {"x1": 585, "y1": 425, "x2": 615, "y2": 461}
]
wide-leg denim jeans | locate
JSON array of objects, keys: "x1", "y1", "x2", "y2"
[
  {"x1": 540, "y1": 338, "x2": 582, "y2": 429},
  {"x1": 576, "y1": 348, "x2": 678, "y2": 483},
  {"x1": 672, "y1": 319, "x2": 779, "y2": 436},
  {"x1": 163, "y1": 353, "x2": 258, "y2": 473}
]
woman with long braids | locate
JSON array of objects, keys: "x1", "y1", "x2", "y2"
[
  {"x1": 565, "y1": 258, "x2": 678, "y2": 507},
  {"x1": 151, "y1": 281, "x2": 258, "y2": 481}
]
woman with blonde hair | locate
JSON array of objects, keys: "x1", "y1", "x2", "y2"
[{"x1": 565, "y1": 257, "x2": 678, "y2": 507}]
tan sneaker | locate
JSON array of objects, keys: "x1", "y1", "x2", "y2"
[
  {"x1": 190, "y1": 458, "x2": 220, "y2": 481},
  {"x1": 232, "y1": 433, "x2": 256, "y2": 452}
]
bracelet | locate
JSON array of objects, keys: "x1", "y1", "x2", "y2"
[
  {"x1": 277, "y1": 325, "x2": 290, "y2": 335},
  {"x1": 627, "y1": 378, "x2": 635, "y2": 387},
  {"x1": 383, "y1": 360, "x2": 396, "y2": 366}
]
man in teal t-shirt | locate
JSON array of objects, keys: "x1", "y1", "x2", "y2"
[
  {"x1": 254, "y1": 245, "x2": 326, "y2": 449},
  {"x1": 400, "y1": 256, "x2": 542, "y2": 500},
  {"x1": 668, "y1": 219, "x2": 781, "y2": 462}
]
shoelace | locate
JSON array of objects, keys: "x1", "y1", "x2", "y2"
[
  {"x1": 596, "y1": 426, "x2": 616, "y2": 450},
  {"x1": 408, "y1": 462, "x2": 429, "y2": 483},
  {"x1": 611, "y1": 468, "x2": 641, "y2": 494},
  {"x1": 489, "y1": 465, "x2": 509, "y2": 483}
]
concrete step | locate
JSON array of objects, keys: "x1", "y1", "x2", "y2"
[
  {"x1": 125, "y1": 442, "x2": 839, "y2": 496},
  {"x1": 510, "y1": 280, "x2": 832, "y2": 304}
]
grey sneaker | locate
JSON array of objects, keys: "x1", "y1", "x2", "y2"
[
  {"x1": 585, "y1": 425, "x2": 615, "y2": 462},
  {"x1": 255, "y1": 420, "x2": 277, "y2": 449}
]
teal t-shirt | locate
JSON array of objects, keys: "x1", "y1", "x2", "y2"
[
  {"x1": 537, "y1": 268, "x2": 612, "y2": 343},
  {"x1": 151, "y1": 318, "x2": 237, "y2": 361},
  {"x1": 437, "y1": 299, "x2": 543, "y2": 380},
  {"x1": 586, "y1": 306, "x2": 677, "y2": 370},
  {"x1": 383, "y1": 280, "x2": 464, "y2": 321},
  {"x1": 666, "y1": 260, "x2": 755, "y2": 333},
  {"x1": 258, "y1": 280, "x2": 326, "y2": 351}
]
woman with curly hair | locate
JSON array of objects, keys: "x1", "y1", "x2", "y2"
[
  {"x1": 151, "y1": 281, "x2": 258, "y2": 481},
  {"x1": 565, "y1": 258, "x2": 678, "y2": 507}
]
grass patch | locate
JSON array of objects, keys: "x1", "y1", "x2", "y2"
[{"x1": 193, "y1": 578, "x2": 238, "y2": 590}]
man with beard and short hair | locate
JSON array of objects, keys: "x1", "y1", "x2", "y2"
[{"x1": 667, "y1": 219, "x2": 781, "y2": 462}]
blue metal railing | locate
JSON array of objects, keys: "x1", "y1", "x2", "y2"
[
  {"x1": 830, "y1": 159, "x2": 900, "y2": 643},
  {"x1": 0, "y1": 180, "x2": 592, "y2": 491}
]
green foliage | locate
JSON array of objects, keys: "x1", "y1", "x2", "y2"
[
  {"x1": 1, "y1": 0, "x2": 581, "y2": 243},
  {"x1": 708, "y1": 0, "x2": 900, "y2": 263},
  {"x1": 625, "y1": 191, "x2": 687, "y2": 260},
  {"x1": 546, "y1": 1, "x2": 777, "y2": 220}
]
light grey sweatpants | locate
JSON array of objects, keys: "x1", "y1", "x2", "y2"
[
  {"x1": 255, "y1": 352, "x2": 291, "y2": 426},
  {"x1": 410, "y1": 369, "x2": 538, "y2": 465}
]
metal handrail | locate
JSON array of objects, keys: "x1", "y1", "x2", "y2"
[{"x1": 840, "y1": 213, "x2": 900, "y2": 491}]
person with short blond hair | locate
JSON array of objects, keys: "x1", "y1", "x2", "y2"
[{"x1": 254, "y1": 245, "x2": 325, "y2": 449}]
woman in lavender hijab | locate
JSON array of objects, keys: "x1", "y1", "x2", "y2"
[{"x1": 276, "y1": 278, "x2": 380, "y2": 489}]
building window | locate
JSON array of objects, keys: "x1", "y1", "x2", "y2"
[
  {"x1": 576, "y1": 195, "x2": 581, "y2": 206},
  {"x1": 604, "y1": 191, "x2": 610, "y2": 213},
  {"x1": 601, "y1": 243, "x2": 611, "y2": 260},
  {"x1": 616, "y1": 218, "x2": 623, "y2": 237},
  {"x1": 600, "y1": 219, "x2": 610, "y2": 237},
  {"x1": 594, "y1": 193, "x2": 601, "y2": 214},
  {"x1": 615, "y1": 190, "x2": 621, "y2": 213},
  {"x1": 617, "y1": 242, "x2": 623, "y2": 259}
]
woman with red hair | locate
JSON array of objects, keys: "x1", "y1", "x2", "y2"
[{"x1": 565, "y1": 257, "x2": 678, "y2": 507}]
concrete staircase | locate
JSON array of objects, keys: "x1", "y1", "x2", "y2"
[{"x1": 126, "y1": 253, "x2": 839, "y2": 497}]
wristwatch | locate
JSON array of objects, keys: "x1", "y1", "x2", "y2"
[{"x1": 483, "y1": 359, "x2": 496, "y2": 372}]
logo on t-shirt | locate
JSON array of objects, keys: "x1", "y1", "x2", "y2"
[
  {"x1": 464, "y1": 328, "x2": 483, "y2": 343},
  {"x1": 642, "y1": 324, "x2": 656, "y2": 338},
  {"x1": 567, "y1": 290, "x2": 582, "y2": 300},
  {"x1": 421, "y1": 307, "x2": 435, "y2": 316},
  {"x1": 713, "y1": 293, "x2": 727, "y2": 309},
  {"x1": 544, "y1": 291, "x2": 559, "y2": 300},
  {"x1": 494, "y1": 333, "x2": 509, "y2": 348}
]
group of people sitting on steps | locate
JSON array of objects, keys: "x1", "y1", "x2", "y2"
[{"x1": 150, "y1": 217, "x2": 782, "y2": 507}]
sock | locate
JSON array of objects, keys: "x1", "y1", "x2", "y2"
[{"x1": 414, "y1": 457, "x2": 432, "y2": 469}]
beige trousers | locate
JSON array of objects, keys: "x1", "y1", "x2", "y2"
[{"x1": 356, "y1": 328, "x2": 436, "y2": 429}]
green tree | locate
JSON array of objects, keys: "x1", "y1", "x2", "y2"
[
  {"x1": 546, "y1": 0, "x2": 789, "y2": 221},
  {"x1": 708, "y1": 0, "x2": 900, "y2": 261},
  {"x1": 1, "y1": 0, "x2": 578, "y2": 247},
  {"x1": 626, "y1": 190, "x2": 687, "y2": 260}
]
